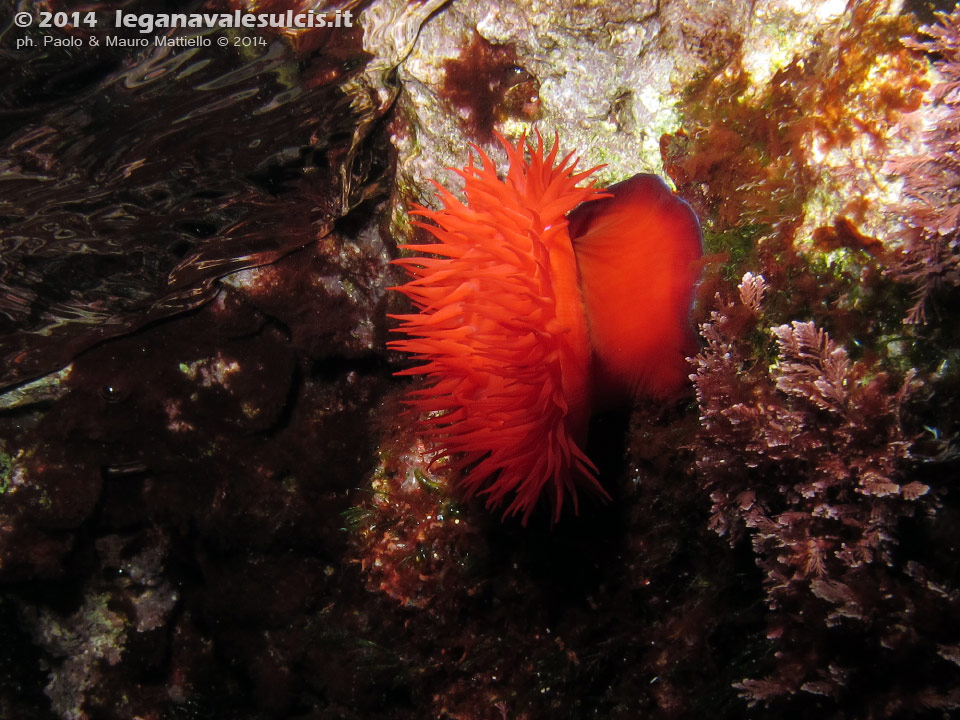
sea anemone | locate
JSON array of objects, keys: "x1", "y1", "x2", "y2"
[{"x1": 389, "y1": 133, "x2": 701, "y2": 523}]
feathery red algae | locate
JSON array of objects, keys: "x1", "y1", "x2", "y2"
[{"x1": 390, "y1": 133, "x2": 702, "y2": 523}]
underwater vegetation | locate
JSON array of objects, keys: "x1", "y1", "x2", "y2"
[
  {"x1": 888, "y1": 4, "x2": 960, "y2": 323},
  {"x1": 671, "y1": 2, "x2": 960, "y2": 715},
  {"x1": 691, "y1": 273, "x2": 957, "y2": 712},
  {"x1": 0, "y1": 1, "x2": 959, "y2": 719},
  {"x1": 438, "y1": 33, "x2": 543, "y2": 142}
]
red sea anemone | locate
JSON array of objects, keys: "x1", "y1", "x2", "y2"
[{"x1": 389, "y1": 133, "x2": 702, "y2": 523}]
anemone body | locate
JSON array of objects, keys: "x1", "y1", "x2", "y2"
[
  {"x1": 389, "y1": 135, "x2": 607, "y2": 523},
  {"x1": 567, "y1": 174, "x2": 703, "y2": 408}
]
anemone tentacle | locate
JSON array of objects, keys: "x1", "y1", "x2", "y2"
[{"x1": 388, "y1": 132, "x2": 608, "y2": 523}]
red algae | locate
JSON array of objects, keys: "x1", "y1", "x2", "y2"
[
  {"x1": 662, "y1": 0, "x2": 928, "y2": 242},
  {"x1": 347, "y1": 396, "x2": 488, "y2": 609},
  {"x1": 887, "y1": 5, "x2": 960, "y2": 323},
  {"x1": 688, "y1": 272, "x2": 960, "y2": 714},
  {"x1": 440, "y1": 33, "x2": 542, "y2": 142},
  {"x1": 811, "y1": 217, "x2": 885, "y2": 256},
  {"x1": 660, "y1": 1, "x2": 930, "y2": 364}
]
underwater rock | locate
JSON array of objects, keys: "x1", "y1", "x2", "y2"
[
  {"x1": 1, "y1": 1, "x2": 959, "y2": 720},
  {"x1": 0, "y1": 0, "x2": 380, "y2": 391}
]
